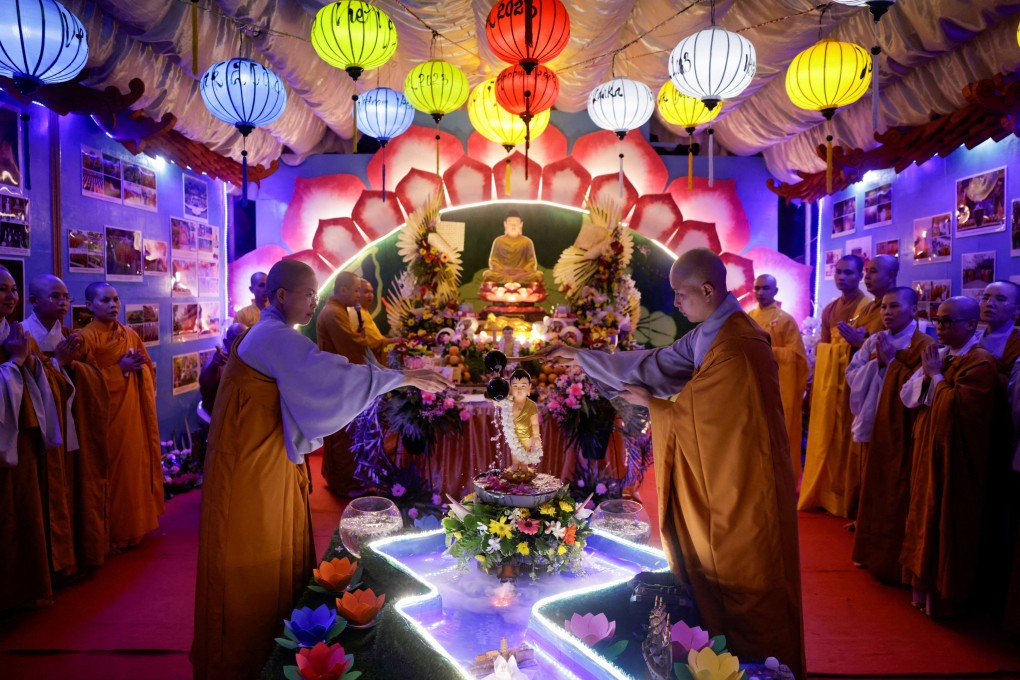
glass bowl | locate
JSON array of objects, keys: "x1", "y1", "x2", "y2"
[
  {"x1": 590, "y1": 499, "x2": 652, "y2": 544},
  {"x1": 339, "y1": 496, "x2": 403, "y2": 558}
]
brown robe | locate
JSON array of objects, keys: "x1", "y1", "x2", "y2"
[
  {"x1": 191, "y1": 340, "x2": 315, "y2": 680},
  {"x1": 650, "y1": 312, "x2": 805, "y2": 679},
  {"x1": 901, "y1": 346, "x2": 997, "y2": 614},
  {"x1": 851, "y1": 330, "x2": 934, "y2": 581},
  {"x1": 79, "y1": 321, "x2": 163, "y2": 549}
]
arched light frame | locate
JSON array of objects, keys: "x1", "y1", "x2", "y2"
[
  {"x1": 785, "y1": 39, "x2": 872, "y2": 119},
  {"x1": 311, "y1": 0, "x2": 398, "y2": 80},
  {"x1": 356, "y1": 86, "x2": 415, "y2": 144},
  {"x1": 404, "y1": 59, "x2": 470, "y2": 122},
  {"x1": 587, "y1": 78, "x2": 654, "y2": 139},
  {"x1": 669, "y1": 26, "x2": 756, "y2": 110},
  {"x1": 0, "y1": 0, "x2": 89, "y2": 94},
  {"x1": 200, "y1": 58, "x2": 288, "y2": 134}
]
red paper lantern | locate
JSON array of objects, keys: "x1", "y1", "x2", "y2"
[
  {"x1": 494, "y1": 64, "x2": 559, "y2": 121},
  {"x1": 485, "y1": 0, "x2": 570, "y2": 74}
]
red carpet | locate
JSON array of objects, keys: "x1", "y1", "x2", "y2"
[{"x1": 1, "y1": 453, "x2": 1018, "y2": 679}]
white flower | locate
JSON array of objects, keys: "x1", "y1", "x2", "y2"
[
  {"x1": 487, "y1": 537, "x2": 503, "y2": 553},
  {"x1": 574, "y1": 493, "x2": 595, "y2": 520},
  {"x1": 483, "y1": 655, "x2": 526, "y2": 680},
  {"x1": 478, "y1": 523, "x2": 490, "y2": 535},
  {"x1": 544, "y1": 521, "x2": 566, "y2": 540}
]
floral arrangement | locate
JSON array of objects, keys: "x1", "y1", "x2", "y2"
[
  {"x1": 378, "y1": 386, "x2": 468, "y2": 455},
  {"x1": 160, "y1": 434, "x2": 203, "y2": 499},
  {"x1": 537, "y1": 365, "x2": 617, "y2": 462},
  {"x1": 442, "y1": 492, "x2": 595, "y2": 576}
]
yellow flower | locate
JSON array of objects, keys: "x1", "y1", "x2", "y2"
[
  {"x1": 475, "y1": 554, "x2": 487, "y2": 564},
  {"x1": 454, "y1": 532, "x2": 462, "y2": 540},
  {"x1": 463, "y1": 493, "x2": 476, "y2": 502},
  {"x1": 516, "y1": 542, "x2": 530, "y2": 556},
  {"x1": 557, "y1": 545, "x2": 567, "y2": 555},
  {"x1": 559, "y1": 500, "x2": 574, "y2": 513},
  {"x1": 539, "y1": 504, "x2": 556, "y2": 516},
  {"x1": 489, "y1": 518, "x2": 514, "y2": 539},
  {"x1": 687, "y1": 647, "x2": 743, "y2": 680},
  {"x1": 517, "y1": 509, "x2": 530, "y2": 519}
]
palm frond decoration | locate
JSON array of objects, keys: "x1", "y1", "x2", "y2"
[
  {"x1": 554, "y1": 195, "x2": 634, "y2": 299},
  {"x1": 395, "y1": 191, "x2": 462, "y2": 300}
]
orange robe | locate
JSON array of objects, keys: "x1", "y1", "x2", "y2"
[
  {"x1": 79, "y1": 321, "x2": 163, "y2": 549},
  {"x1": 316, "y1": 299, "x2": 369, "y2": 495},
  {"x1": 232, "y1": 302, "x2": 262, "y2": 327},
  {"x1": 900, "y1": 345, "x2": 997, "y2": 614},
  {"x1": 850, "y1": 330, "x2": 934, "y2": 581},
  {"x1": 799, "y1": 290, "x2": 869, "y2": 516},
  {"x1": 361, "y1": 309, "x2": 390, "y2": 363},
  {"x1": 650, "y1": 313, "x2": 805, "y2": 679},
  {"x1": 749, "y1": 305, "x2": 808, "y2": 478}
]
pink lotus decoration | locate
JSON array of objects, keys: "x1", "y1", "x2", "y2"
[
  {"x1": 564, "y1": 612, "x2": 616, "y2": 645},
  {"x1": 294, "y1": 641, "x2": 350, "y2": 680},
  {"x1": 671, "y1": 620, "x2": 711, "y2": 658}
]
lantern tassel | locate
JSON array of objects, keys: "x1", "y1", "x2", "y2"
[
  {"x1": 871, "y1": 46, "x2": 880, "y2": 133},
  {"x1": 381, "y1": 143, "x2": 387, "y2": 203},
  {"x1": 505, "y1": 156, "x2": 511, "y2": 196},
  {"x1": 241, "y1": 149, "x2": 248, "y2": 207},
  {"x1": 687, "y1": 132, "x2": 693, "y2": 191},
  {"x1": 352, "y1": 94, "x2": 359, "y2": 154},
  {"x1": 826, "y1": 134, "x2": 834, "y2": 194},
  {"x1": 435, "y1": 131, "x2": 441, "y2": 179},
  {"x1": 524, "y1": 119, "x2": 531, "y2": 181},
  {"x1": 21, "y1": 113, "x2": 30, "y2": 190},
  {"x1": 191, "y1": 0, "x2": 199, "y2": 76},
  {"x1": 708, "y1": 128, "x2": 714, "y2": 188},
  {"x1": 618, "y1": 152, "x2": 624, "y2": 200}
]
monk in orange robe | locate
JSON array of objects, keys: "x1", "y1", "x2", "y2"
[
  {"x1": 900, "y1": 297, "x2": 997, "y2": 617},
  {"x1": 846, "y1": 288, "x2": 934, "y2": 581},
  {"x1": 79, "y1": 282, "x2": 163, "y2": 551},
  {"x1": 232, "y1": 271, "x2": 268, "y2": 327},
  {"x1": 749, "y1": 274, "x2": 808, "y2": 478},
  {"x1": 543, "y1": 249, "x2": 805, "y2": 679},
  {"x1": 359, "y1": 278, "x2": 390, "y2": 363},
  {"x1": 800, "y1": 254, "x2": 870, "y2": 517},
  {"x1": 191, "y1": 260, "x2": 451, "y2": 680}
]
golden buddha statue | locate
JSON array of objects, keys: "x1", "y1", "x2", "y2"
[{"x1": 482, "y1": 211, "x2": 545, "y2": 287}]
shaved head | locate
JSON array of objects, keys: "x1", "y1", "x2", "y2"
[
  {"x1": 29, "y1": 275, "x2": 69, "y2": 326},
  {"x1": 936, "y1": 296, "x2": 980, "y2": 350},
  {"x1": 669, "y1": 248, "x2": 729, "y2": 323},
  {"x1": 333, "y1": 271, "x2": 360, "y2": 295},
  {"x1": 267, "y1": 260, "x2": 315, "y2": 297},
  {"x1": 250, "y1": 271, "x2": 266, "y2": 287},
  {"x1": 84, "y1": 281, "x2": 114, "y2": 302},
  {"x1": 753, "y1": 274, "x2": 778, "y2": 308},
  {"x1": 884, "y1": 286, "x2": 917, "y2": 307},
  {"x1": 880, "y1": 287, "x2": 917, "y2": 334},
  {"x1": 249, "y1": 271, "x2": 269, "y2": 307},
  {"x1": 223, "y1": 322, "x2": 247, "y2": 353},
  {"x1": 942, "y1": 296, "x2": 980, "y2": 320},
  {"x1": 979, "y1": 280, "x2": 1020, "y2": 331},
  {"x1": 267, "y1": 260, "x2": 318, "y2": 325},
  {"x1": 864, "y1": 254, "x2": 898, "y2": 298},
  {"x1": 29, "y1": 274, "x2": 65, "y2": 298},
  {"x1": 332, "y1": 271, "x2": 362, "y2": 307}
]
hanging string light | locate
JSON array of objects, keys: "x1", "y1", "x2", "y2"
[
  {"x1": 494, "y1": 64, "x2": 559, "y2": 179},
  {"x1": 485, "y1": 0, "x2": 571, "y2": 74},
  {"x1": 657, "y1": 82, "x2": 720, "y2": 190},
  {"x1": 356, "y1": 87, "x2": 415, "y2": 202},
  {"x1": 587, "y1": 76, "x2": 654, "y2": 198},
  {"x1": 200, "y1": 58, "x2": 288, "y2": 205},
  {"x1": 468, "y1": 78, "x2": 551, "y2": 195},
  {"x1": 668, "y1": 1, "x2": 755, "y2": 111},
  {"x1": 786, "y1": 38, "x2": 872, "y2": 192},
  {"x1": 311, "y1": 1, "x2": 398, "y2": 152}
]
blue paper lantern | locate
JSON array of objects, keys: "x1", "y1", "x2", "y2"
[
  {"x1": 200, "y1": 58, "x2": 287, "y2": 204},
  {"x1": 355, "y1": 87, "x2": 414, "y2": 146},
  {"x1": 0, "y1": 0, "x2": 89, "y2": 95}
]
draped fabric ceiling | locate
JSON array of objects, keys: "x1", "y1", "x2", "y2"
[{"x1": 66, "y1": 0, "x2": 1020, "y2": 184}]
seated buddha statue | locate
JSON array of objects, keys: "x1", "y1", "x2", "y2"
[{"x1": 480, "y1": 211, "x2": 546, "y2": 304}]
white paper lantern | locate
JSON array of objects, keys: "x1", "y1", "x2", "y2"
[
  {"x1": 587, "y1": 78, "x2": 655, "y2": 139},
  {"x1": 669, "y1": 26, "x2": 756, "y2": 110},
  {"x1": 201, "y1": 58, "x2": 288, "y2": 134},
  {"x1": 831, "y1": 0, "x2": 895, "y2": 21},
  {"x1": 0, "y1": 0, "x2": 88, "y2": 94},
  {"x1": 356, "y1": 87, "x2": 415, "y2": 145}
]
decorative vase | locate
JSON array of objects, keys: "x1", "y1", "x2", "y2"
[
  {"x1": 591, "y1": 499, "x2": 652, "y2": 544},
  {"x1": 339, "y1": 496, "x2": 403, "y2": 558}
]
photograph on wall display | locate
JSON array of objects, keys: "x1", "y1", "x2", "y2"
[
  {"x1": 144, "y1": 239, "x2": 169, "y2": 275},
  {"x1": 0, "y1": 258, "x2": 24, "y2": 320},
  {"x1": 68, "y1": 229, "x2": 105, "y2": 273},
  {"x1": 824, "y1": 248, "x2": 842, "y2": 280},
  {"x1": 863, "y1": 183, "x2": 892, "y2": 229},
  {"x1": 912, "y1": 213, "x2": 952, "y2": 264},
  {"x1": 183, "y1": 175, "x2": 209, "y2": 222},
  {"x1": 0, "y1": 105, "x2": 23, "y2": 194},
  {"x1": 955, "y1": 167, "x2": 1006, "y2": 236},
  {"x1": 171, "y1": 257, "x2": 198, "y2": 297},
  {"x1": 961, "y1": 251, "x2": 995, "y2": 301},
  {"x1": 172, "y1": 302, "x2": 200, "y2": 341},
  {"x1": 876, "y1": 238, "x2": 899, "y2": 257},
  {"x1": 122, "y1": 159, "x2": 158, "y2": 212},
  {"x1": 913, "y1": 279, "x2": 951, "y2": 321},
  {"x1": 0, "y1": 194, "x2": 28, "y2": 222},
  {"x1": 196, "y1": 224, "x2": 219, "y2": 262},
  {"x1": 82, "y1": 146, "x2": 123, "y2": 203},
  {"x1": 198, "y1": 302, "x2": 222, "y2": 336},
  {"x1": 71, "y1": 305, "x2": 94, "y2": 330},
  {"x1": 171, "y1": 216, "x2": 199, "y2": 255},
  {"x1": 832, "y1": 197, "x2": 856, "y2": 237},
  {"x1": 198, "y1": 260, "x2": 219, "y2": 297},
  {"x1": 198, "y1": 348, "x2": 216, "y2": 370},
  {"x1": 0, "y1": 192, "x2": 30, "y2": 256},
  {"x1": 172, "y1": 352, "x2": 200, "y2": 395},
  {"x1": 1012, "y1": 200, "x2": 1020, "y2": 257},
  {"x1": 126, "y1": 303, "x2": 160, "y2": 346},
  {"x1": 105, "y1": 226, "x2": 143, "y2": 281},
  {"x1": 845, "y1": 236, "x2": 872, "y2": 264}
]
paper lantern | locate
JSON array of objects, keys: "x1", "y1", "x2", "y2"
[
  {"x1": 669, "y1": 26, "x2": 755, "y2": 110},
  {"x1": 0, "y1": 0, "x2": 88, "y2": 95},
  {"x1": 494, "y1": 64, "x2": 559, "y2": 119},
  {"x1": 404, "y1": 60, "x2": 470, "y2": 123},
  {"x1": 356, "y1": 87, "x2": 415, "y2": 201},
  {"x1": 832, "y1": 0, "x2": 895, "y2": 21},
  {"x1": 656, "y1": 82, "x2": 720, "y2": 191},
  {"x1": 485, "y1": 0, "x2": 570, "y2": 74},
  {"x1": 468, "y1": 78, "x2": 550, "y2": 194},
  {"x1": 786, "y1": 39, "x2": 871, "y2": 120},
  {"x1": 311, "y1": 1, "x2": 398, "y2": 81},
  {"x1": 587, "y1": 78, "x2": 654, "y2": 140},
  {"x1": 200, "y1": 58, "x2": 287, "y2": 204}
]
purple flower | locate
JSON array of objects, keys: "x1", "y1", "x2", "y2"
[
  {"x1": 432, "y1": 493, "x2": 443, "y2": 506},
  {"x1": 392, "y1": 484, "x2": 406, "y2": 497},
  {"x1": 408, "y1": 508, "x2": 419, "y2": 519},
  {"x1": 284, "y1": 604, "x2": 337, "y2": 647},
  {"x1": 595, "y1": 483, "x2": 607, "y2": 494}
]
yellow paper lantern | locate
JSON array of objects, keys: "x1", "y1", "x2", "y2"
[
  {"x1": 467, "y1": 78, "x2": 550, "y2": 150},
  {"x1": 404, "y1": 60, "x2": 470, "y2": 123},
  {"x1": 656, "y1": 81, "x2": 720, "y2": 133},
  {"x1": 311, "y1": 1, "x2": 398, "y2": 81},
  {"x1": 785, "y1": 38, "x2": 872, "y2": 120}
]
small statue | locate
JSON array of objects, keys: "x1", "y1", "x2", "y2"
[
  {"x1": 504, "y1": 369, "x2": 542, "y2": 472},
  {"x1": 642, "y1": 596, "x2": 673, "y2": 680},
  {"x1": 481, "y1": 210, "x2": 544, "y2": 287}
]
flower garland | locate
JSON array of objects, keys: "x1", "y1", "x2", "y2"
[{"x1": 498, "y1": 400, "x2": 543, "y2": 467}]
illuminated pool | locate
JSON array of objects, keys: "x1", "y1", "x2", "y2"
[{"x1": 368, "y1": 529, "x2": 670, "y2": 679}]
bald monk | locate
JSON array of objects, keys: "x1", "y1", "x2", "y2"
[
  {"x1": 540, "y1": 249, "x2": 805, "y2": 679},
  {"x1": 191, "y1": 260, "x2": 451, "y2": 680},
  {"x1": 316, "y1": 272, "x2": 371, "y2": 496},
  {"x1": 80, "y1": 283, "x2": 163, "y2": 550},
  {"x1": 846, "y1": 288, "x2": 934, "y2": 581},
  {"x1": 24, "y1": 275, "x2": 110, "y2": 570},
  {"x1": 358, "y1": 278, "x2": 390, "y2": 362},
  {"x1": 900, "y1": 297, "x2": 997, "y2": 617},
  {"x1": 233, "y1": 271, "x2": 268, "y2": 327},
  {"x1": 749, "y1": 274, "x2": 809, "y2": 477},
  {"x1": 0, "y1": 267, "x2": 65, "y2": 609},
  {"x1": 198, "y1": 322, "x2": 247, "y2": 413},
  {"x1": 482, "y1": 210, "x2": 544, "y2": 286},
  {"x1": 799, "y1": 255, "x2": 868, "y2": 517}
]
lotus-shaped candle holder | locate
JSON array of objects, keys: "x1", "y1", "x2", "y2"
[
  {"x1": 277, "y1": 604, "x2": 347, "y2": 650},
  {"x1": 311, "y1": 557, "x2": 362, "y2": 593},
  {"x1": 288, "y1": 641, "x2": 356, "y2": 680},
  {"x1": 564, "y1": 612, "x2": 616, "y2": 646},
  {"x1": 683, "y1": 647, "x2": 744, "y2": 680},
  {"x1": 671, "y1": 620, "x2": 711, "y2": 658},
  {"x1": 336, "y1": 587, "x2": 386, "y2": 628}
]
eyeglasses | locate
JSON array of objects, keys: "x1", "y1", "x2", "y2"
[
  {"x1": 48, "y1": 293, "x2": 74, "y2": 303},
  {"x1": 931, "y1": 316, "x2": 971, "y2": 327}
]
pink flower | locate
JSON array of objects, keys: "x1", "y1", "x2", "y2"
[
  {"x1": 432, "y1": 493, "x2": 442, "y2": 506},
  {"x1": 565, "y1": 396, "x2": 579, "y2": 409},
  {"x1": 421, "y1": 392, "x2": 436, "y2": 404},
  {"x1": 568, "y1": 383, "x2": 584, "y2": 398},
  {"x1": 671, "y1": 620, "x2": 711, "y2": 657},
  {"x1": 443, "y1": 397, "x2": 455, "y2": 410},
  {"x1": 392, "y1": 484, "x2": 406, "y2": 498},
  {"x1": 564, "y1": 612, "x2": 616, "y2": 645},
  {"x1": 459, "y1": 409, "x2": 472, "y2": 422},
  {"x1": 294, "y1": 641, "x2": 349, "y2": 680},
  {"x1": 516, "y1": 519, "x2": 541, "y2": 535},
  {"x1": 408, "y1": 508, "x2": 419, "y2": 519},
  {"x1": 595, "y1": 483, "x2": 607, "y2": 494}
]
